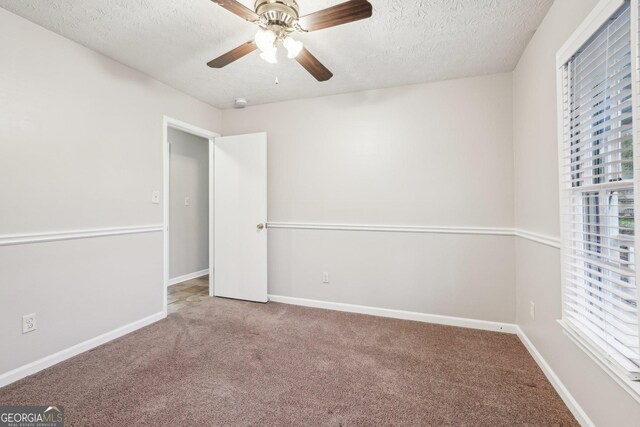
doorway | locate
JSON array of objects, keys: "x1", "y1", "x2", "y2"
[
  {"x1": 163, "y1": 119, "x2": 269, "y2": 314},
  {"x1": 163, "y1": 117, "x2": 218, "y2": 315}
]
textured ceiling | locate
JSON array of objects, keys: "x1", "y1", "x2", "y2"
[{"x1": 0, "y1": 0, "x2": 553, "y2": 109}]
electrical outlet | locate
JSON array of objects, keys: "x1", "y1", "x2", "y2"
[
  {"x1": 322, "y1": 272, "x2": 329, "y2": 283},
  {"x1": 22, "y1": 313, "x2": 36, "y2": 334},
  {"x1": 530, "y1": 301, "x2": 535, "y2": 320},
  {"x1": 184, "y1": 196, "x2": 190, "y2": 206},
  {"x1": 151, "y1": 190, "x2": 160, "y2": 204}
]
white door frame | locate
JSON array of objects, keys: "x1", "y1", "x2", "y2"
[{"x1": 163, "y1": 116, "x2": 220, "y2": 315}]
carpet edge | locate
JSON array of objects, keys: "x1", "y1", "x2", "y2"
[{"x1": 0, "y1": 311, "x2": 166, "y2": 388}]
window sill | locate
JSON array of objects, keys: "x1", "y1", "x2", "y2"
[{"x1": 558, "y1": 319, "x2": 640, "y2": 403}]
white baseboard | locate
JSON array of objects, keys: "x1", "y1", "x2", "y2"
[
  {"x1": 268, "y1": 294, "x2": 518, "y2": 334},
  {"x1": 516, "y1": 327, "x2": 594, "y2": 427},
  {"x1": 167, "y1": 269, "x2": 209, "y2": 287},
  {"x1": 0, "y1": 312, "x2": 165, "y2": 389}
]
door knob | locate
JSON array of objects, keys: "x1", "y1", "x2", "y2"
[{"x1": 257, "y1": 223, "x2": 265, "y2": 230}]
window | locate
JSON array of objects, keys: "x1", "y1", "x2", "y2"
[{"x1": 559, "y1": 1, "x2": 640, "y2": 381}]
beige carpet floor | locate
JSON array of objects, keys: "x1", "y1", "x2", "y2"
[{"x1": 0, "y1": 297, "x2": 577, "y2": 426}]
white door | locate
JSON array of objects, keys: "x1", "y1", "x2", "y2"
[{"x1": 214, "y1": 132, "x2": 268, "y2": 302}]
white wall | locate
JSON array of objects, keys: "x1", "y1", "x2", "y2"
[
  {"x1": 513, "y1": 0, "x2": 640, "y2": 424},
  {"x1": 7, "y1": 6, "x2": 638, "y2": 423},
  {"x1": 168, "y1": 128, "x2": 209, "y2": 280},
  {"x1": 223, "y1": 73, "x2": 516, "y2": 323},
  {"x1": 0, "y1": 9, "x2": 221, "y2": 376}
]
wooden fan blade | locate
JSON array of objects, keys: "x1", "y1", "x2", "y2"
[
  {"x1": 298, "y1": 0, "x2": 372, "y2": 32},
  {"x1": 207, "y1": 41, "x2": 257, "y2": 68},
  {"x1": 211, "y1": 0, "x2": 260, "y2": 22},
  {"x1": 295, "y1": 48, "x2": 333, "y2": 82}
]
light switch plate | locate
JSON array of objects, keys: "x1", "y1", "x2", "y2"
[{"x1": 184, "y1": 196, "x2": 190, "y2": 206}]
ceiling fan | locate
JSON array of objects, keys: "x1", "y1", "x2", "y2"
[{"x1": 207, "y1": 0, "x2": 373, "y2": 81}]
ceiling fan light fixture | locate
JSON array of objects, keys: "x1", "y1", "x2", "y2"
[
  {"x1": 283, "y1": 36, "x2": 303, "y2": 58},
  {"x1": 255, "y1": 29, "x2": 276, "y2": 52},
  {"x1": 259, "y1": 47, "x2": 278, "y2": 64},
  {"x1": 209, "y1": 0, "x2": 373, "y2": 81}
]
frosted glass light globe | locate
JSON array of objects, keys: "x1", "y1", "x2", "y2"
[
  {"x1": 255, "y1": 29, "x2": 276, "y2": 53},
  {"x1": 283, "y1": 37, "x2": 303, "y2": 58},
  {"x1": 260, "y1": 47, "x2": 278, "y2": 64}
]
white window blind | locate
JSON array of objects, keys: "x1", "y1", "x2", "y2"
[{"x1": 560, "y1": 1, "x2": 640, "y2": 377}]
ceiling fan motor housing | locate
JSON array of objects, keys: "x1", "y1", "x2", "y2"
[{"x1": 255, "y1": 0, "x2": 299, "y2": 30}]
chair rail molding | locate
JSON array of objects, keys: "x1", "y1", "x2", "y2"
[
  {"x1": 266, "y1": 222, "x2": 562, "y2": 249},
  {"x1": 0, "y1": 225, "x2": 164, "y2": 247},
  {"x1": 513, "y1": 229, "x2": 561, "y2": 249},
  {"x1": 266, "y1": 222, "x2": 514, "y2": 236}
]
